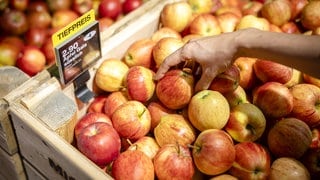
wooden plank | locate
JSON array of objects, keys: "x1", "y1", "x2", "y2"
[
  {"x1": 0, "y1": 147, "x2": 26, "y2": 180},
  {"x1": 22, "y1": 159, "x2": 47, "y2": 180},
  {"x1": 9, "y1": 103, "x2": 111, "y2": 180}
]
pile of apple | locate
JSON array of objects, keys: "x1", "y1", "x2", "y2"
[
  {"x1": 73, "y1": 0, "x2": 320, "y2": 179},
  {"x1": 0, "y1": 0, "x2": 145, "y2": 76}
]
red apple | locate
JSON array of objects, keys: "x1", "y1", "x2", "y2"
[
  {"x1": 154, "y1": 143, "x2": 195, "y2": 180},
  {"x1": 24, "y1": 27, "x2": 47, "y2": 48},
  {"x1": 303, "y1": 73, "x2": 320, "y2": 88},
  {"x1": 27, "y1": 1, "x2": 49, "y2": 12},
  {"x1": 98, "y1": 17, "x2": 114, "y2": 32},
  {"x1": 122, "y1": 0, "x2": 142, "y2": 14},
  {"x1": 290, "y1": 0, "x2": 308, "y2": 21},
  {"x1": 127, "y1": 136, "x2": 160, "y2": 159},
  {"x1": 269, "y1": 157, "x2": 310, "y2": 180},
  {"x1": 252, "y1": 82, "x2": 293, "y2": 119},
  {"x1": 27, "y1": 10, "x2": 52, "y2": 29},
  {"x1": 228, "y1": 142, "x2": 271, "y2": 179},
  {"x1": 160, "y1": 1, "x2": 193, "y2": 33},
  {"x1": 234, "y1": 57, "x2": 258, "y2": 90},
  {"x1": 10, "y1": 0, "x2": 29, "y2": 11},
  {"x1": 147, "y1": 101, "x2": 174, "y2": 132},
  {"x1": 123, "y1": 38, "x2": 156, "y2": 68},
  {"x1": 16, "y1": 45, "x2": 46, "y2": 76},
  {"x1": 241, "y1": 1, "x2": 263, "y2": 16},
  {"x1": 188, "y1": 90, "x2": 230, "y2": 131},
  {"x1": 290, "y1": 83, "x2": 320, "y2": 127},
  {"x1": 260, "y1": 0, "x2": 292, "y2": 26},
  {"x1": 0, "y1": 9, "x2": 28, "y2": 35},
  {"x1": 125, "y1": 66, "x2": 155, "y2": 103},
  {"x1": 281, "y1": 21, "x2": 301, "y2": 34},
  {"x1": 41, "y1": 37, "x2": 56, "y2": 65},
  {"x1": 74, "y1": 112, "x2": 112, "y2": 139},
  {"x1": 156, "y1": 69, "x2": 194, "y2": 110},
  {"x1": 51, "y1": 9, "x2": 79, "y2": 29},
  {"x1": 153, "y1": 114, "x2": 196, "y2": 147},
  {"x1": 267, "y1": 117, "x2": 312, "y2": 159},
  {"x1": 1, "y1": 35, "x2": 24, "y2": 52},
  {"x1": 253, "y1": 59, "x2": 293, "y2": 84},
  {"x1": 191, "y1": 129, "x2": 236, "y2": 176},
  {"x1": 103, "y1": 90, "x2": 128, "y2": 118},
  {"x1": 216, "y1": 12, "x2": 241, "y2": 33},
  {"x1": 72, "y1": 0, "x2": 93, "y2": 15},
  {"x1": 215, "y1": 6, "x2": 242, "y2": 18},
  {"x1": 111, "y1": 150, "x2": 154, "y2": 180},
  {"x1": 225, "y1": 103, "x2": 266, "y2": 142},
  {"x1": 223, "y1": 85, "x2": 249, "y2": 108},
  {"x1": 189, "y1": 13, "x2": 222, "y2": 36},
  {"x1": 98, "y1": 0, "x2": 122, "y2": 20},
  {"x1": 76, "y1": 122, "x2": 121, "y2": 167},
  {"x1": 112, "y1": 100, "x2": 151, "y2": 140},
  {"x1": 210, "y1": 174, "x2": 238, "y2": 180},
  {"x1": 46, "y1": 0, "x2": 72, "y2": 12},
  {"x1": 0, "y1": 42, "x2": 20, "y2": 66},
  {"x1": 209, "y1": 64, "x2": 240, "y2": 94},
  {"x1": 87, "y1": 95, "x2": 108, "y2": 113}
]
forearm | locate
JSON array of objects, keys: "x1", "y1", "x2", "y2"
[{"x1": 235, "y1": 28, "x2": 320, "y2": 78}]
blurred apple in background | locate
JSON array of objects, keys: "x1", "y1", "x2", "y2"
[
  {"x1": 189, "y1": 13, "x2": 222, "y2": 36},
  {"x1": 98, "y1": 0, "x2": 122, "y2": 20},
  {"x1": 154, "y1": 114, "x2": 196, "y2": 147},
  {"x1": 156, "y1": 69, "x2": 194, "y2": 110},
  {"x1": 103, "y1": 90, "x2": 128, "y2": 118},
  {"x1": 127, "y1": 136, "x2": 160, "y2": 159},
  {"x1": 27, "y1": 0, "x2": 49, "y2": 12},
  {"x1": 111, "y1": 150, "x2": 154, "y2": 180},
  {"x1": 112, "y1": 100, "x2": 151, "y2": 140},
  {"x1": 209, "y1": 64, "x2": 240, "y2": 94},
  {"x1": 0, "y1": 8, "x2": 29, "y2": 36},
  {"x1": 41, "y1": 37, "x2": 56, "y2": 65},
  {"x1": 76, "y1": 122, "x2": 121, "y2": 168},
  {"x1": 98, "y1": 17, "x2": 114, "y2": 32},
  {"x1": 24, "y1": 27, "x2": 47, "y2": 48},
  {"x1": 10, "y1": 0, "x2": 29, "y2": 11},
  {"x1": 225, "y1": 103, "x2": 266, "y2": 142},
  {"x1": 267, "y1": 117, "x2": 312, "y2": 159},
  {"x1": 122, "y1": 0, "x2": 143, "y2": 15},
  {"x1": 0, "y1": 42, "x2": 20, "y2": 66},
  {"x1": 290, "y1": 83, "x2": 320, "y2": 128},
  {"x1": 16, "y1": 45, "x2": 46, "y2": 76},
  {"x1": 191, "y1": 129, "x2": 235, "y2": 176},
  {"x1": 46, "y1": 0, "x2": 72, "y2": 12},
  {"x1": 269, "y1": 157, "x2": 310, "y2": 180},
  {"x1": 234, "y1": 57, "x2": 258, "y2": 90},
  {"x1": 72, "y1": 0, "x2": 93, "y2": 15},
  {"x1": 228, "y1": 142, "x2": 271, "y2": 179},
  {"x1": 125, "y1": 65, "x2": 155, "y2": 103},
  {"x1": 188, "y1": 90, "x2": 230, "y2": 131},
  {"x1": 26, "y1": 10, "x2": 52, "y2": 29},
  {"x1": 51, "y1": 9, "x2": 79, "y2": 29},
  {"x1": 253, "y1": 82, "x2": 293, "y2": 119},
  {"x1": 147, "y1": 101, "x2": 174, "y2": 132},
  {"x1": 154, "y1": 143, "x2": 195, "y2": 180}
]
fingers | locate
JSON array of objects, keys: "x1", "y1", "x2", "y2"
[
  {"x1": 154, "y1": 49, "x2": 185, "y2": 80},
  {"x1": 195, "y1": 69, "x2": 218, "y2": 92}
]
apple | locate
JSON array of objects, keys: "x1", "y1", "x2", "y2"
[
  {"x1": 111, "y1": 150, "x2": 154, "y2": 180},
  {"x1": 284, "y1": 68, "x2": 303, "y2": 88},
  {"x1": 234, "y1": 57, "x2": 258, "y2": 90},
  {"x1": 214, "y1": 6, "x2": 242, "y2": 18},
  {"x1": 189, "y1": 13, "x2": 222, "y2": 36},
  {"x1": 87, "y1": 95, "x2": 108, "y2": 113},
  {"x1": 153, "y1": 114, "x2": 196, "y2": 147},
  {"x1": 223, "y1": 85, "x2": 249, "y2": 108},
  {"x1": 153, "y1": 143, "x2": 195, "y2": 180},
  {"x1": 209, "y1": 64, "x2": 240, "y2": 94},
  {"x1": 187, "y1": 0, "x2": 214, "y2": 14},
  {"x1": 152, "y1": 37, "x2": 184, "y2": 69},
  {"x1": 0, "y1": 0, "x2": 8, "y2": 11},
  {"x1": 290, "y1": 0, "x2": 308, "y2": 21},
  {"x1": 51, "y1": 9, "x2": 79, "y2": 29},
  {"x1": 147, "y1": 101, "x2": 174, "y2": 132},
  {"x1": 160, "y1": 1, "x2": 193, "y2": 33},
  {"x1": 0, "y1": 9, "x2": 28, "y2": 35},
  {"x1": 182, "y1": 33, "x2": 201, "y2": 43},
  {"x1": 241, "y1": 1, "x2": 263, "y2": 16},
  {"x1": 103, "y1": 90, "x2": 128, "y2": 118},
  {"x1": 281, "y1": 21, "x2": 301, "y2": 34},
  {"x1": 127, "y1": 136, "x2": 160, "y2": 159},
  {"x1": 95, "y1": 59, "x2": 129, "y2": 92},
  {"x1": 303, "y1": 73, "x2": 320, "y2": 88},
  {"x1": 260, "y1": 0, "x2": 292, "y2": 27},
  {"x1": 24, "y1": 27, "x2": 47, "y2": 48},
  {"x1": 98, "y1": 0, "x2": 122, "y2": 20},
  {"x1": 210, "y1": 174, "x2": 238, "y2": 180},
  {"x1": 72, "y1": 0, "x2": 93, "y2": 15},
  {"x1": 27, "y1": 10, "x2": 52, "y2": 29},
  {"x1": 125, "y1": 66, "x2": 155, "y2": 103},
  {"x1": 41, "y1": 37, "x2": 56, "y2": 65},
  {"x1": 310, "y1": 127, "x2": 320, "y2": 149},
  {"x1": 188, "y1": 90, "x2": 230, "y2": 131},
  {"x1": 123, "y1": 38, "x2": 156, "y2": 68},
  {"x1": 76, "y1": 122, "x2": 121, "y2": 168},
  {"x1": 267, "y1": 117, "x2": 312, "y2": 159},
  {"x1": 0, "y1": 42, "x2": 20, "y2": 66},
  {"x1": 16, "y1": 45, "x2": 46, "y2": 76},
  {"x1": 122, "y1": 0, "x2": 143, "y2": 14},
  {"x1": 112, "y1": 100, "x2": 151, "y2": 140},
  {"x1": 216, "y1": 12, "x2": 241, "y2": 33},
  {"x1": 46, "y1": 0, "x2": 72, "y2": 12},
  {"x1": 98, "y1": 17, "x2": 114, "y2": 33},
  {"x1": 290, "y1": 83, "x2": 320, "y2": 128},
  {"x1": 228, "y1": 142, "x2": 271, "y2": 180},
  {"x1": 191, "y1": 129, "x2": 236, "y2": 176},
  {"x1": 252, "y1": 82, "x2": 293, "y2": 119},
  {"x1": 269, "y1": 157, "x2": 310, "y2": 180},
  {"x1": 236, "y1": 15, "x2": 270, "y2": 31},
  {"x1": 74, "y1": 112, "x2": 112, "y2": 139},
  {"x1": 253, "y1": 59, "x2": 293, "y2": 84},
  {"x1": 10, "y1": 0, "x2": 29, "y2": 11},
  {"x1": 151, "y1": 27, "x2": 182, "y2": 43},
  {"x1": 301, "y1": 0, "x2": 320, "y2": 30},
  {"x1": 225, "y1": 103, "x2": 266, "y2": 142},
  {"x1": 27, "y1": 1, "x2": 49, "y2": 12},
  {"x1": 1, "y1": 35, "x2": 24, "y2": 52},
  {"x1": 155, "y1": 69, "x2": 194, "y2": 110},
  {"x1": 301, "y1": 149, "x2": 320, "y2": 179}
]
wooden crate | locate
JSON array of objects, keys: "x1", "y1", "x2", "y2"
[
  {"x1": 9, "y1": 0, "x2": 181, "y2": 179},
  {"x1": 0, "y1": 145, "x2": 26, "y2": 180}
]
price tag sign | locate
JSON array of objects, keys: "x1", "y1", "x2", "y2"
[{"x1": 52, "y1": 9, "x2": 101, "y2": 85}]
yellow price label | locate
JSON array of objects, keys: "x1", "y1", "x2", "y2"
[{"x1": 52, "y1": 9, "x2": 95, "y2": 47}]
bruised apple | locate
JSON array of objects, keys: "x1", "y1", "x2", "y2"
[
  {"x1": 153, "y1": 143, "x2": 195, "y2": 180},
  {"x1": 188, "y1": 90, "x2": 230, "y2": 131},
  {"x1": 154, "y1": 114, "x2": 196, "y2": 147},
  {"x1": 156, "y1": 69, "x2": 194, "y2": 110}
]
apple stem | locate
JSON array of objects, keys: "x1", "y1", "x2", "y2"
[{"x1": 187, "y1": 144, "x2": 200, "y2": 152}]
